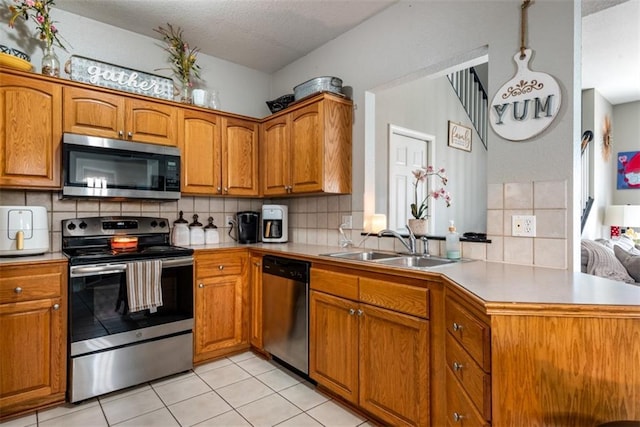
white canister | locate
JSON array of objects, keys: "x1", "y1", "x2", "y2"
[
  {"x1": 171, "y1": 211, "x2": 190, "y2": 246},
  {"x1": 192, "y1": 89, "x2": 209, "y2": 107},
  {"x1": 204, "y1": 217, "x2": 220, "y2": 244},
  {"x1": 189, "y1": 214, "x2": 205, "y2": 245}
]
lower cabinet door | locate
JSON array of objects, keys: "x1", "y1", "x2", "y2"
[
  {"x1": 359, "y1": 304, "x2": 429, "y2": 427},
  {"x1": 194, "y1": 275, "x2": 246, "y2": 362},
  {"x1": 309, "y1": 290, "x2": 359, "y2": 403},
  {"x1": 0, "y1": 298, "x2": 66, "y2": 415}
]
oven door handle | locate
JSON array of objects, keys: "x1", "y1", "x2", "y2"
[
  {"x1": 70, "y1": 264, "x2": 127, "y2": 277},
  {"x1": 70, "y1": 256, "x2": 194, "y2": 278}
]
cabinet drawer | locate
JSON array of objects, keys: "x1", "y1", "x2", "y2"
[
  {"x1": 0, "y1": 266, "x2": 64, "y2": 303},
  {"x1": 445, "y1": 369, "x2": 489, "y2": 427},
  {"x1": 446, "y1": 333, "x2": 491, "y2": 421},
  {"x1": 196, "y1": 252, "x2": 245, "y2": 278},
  {"x1": 359, "y1": 277, "x2": 429, "y2": 318},
  {"x1": 446, "y1": 298, "x2": 490, "y2": 371},
  {"x1": 310, "y1": 268, "x2": 358, "y2": 300}
]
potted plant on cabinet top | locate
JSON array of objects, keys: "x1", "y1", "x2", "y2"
[
  {"x1": 409, "y1": 166, "x2": 451, "y2": 235},
  {"x1": 8, "y1": 0, "x2": 67, "y2": 76},
  {"x1": 154, "y1": 23, "x2": 200, "y2": 104}
]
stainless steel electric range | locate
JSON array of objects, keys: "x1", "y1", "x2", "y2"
[{"x1": 62, "y1": 216, "x2": 194, "y2": 403}]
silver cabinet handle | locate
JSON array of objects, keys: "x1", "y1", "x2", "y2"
[
  {"x1": 453, "y1": 412, "x2": 464, "y2": 422},
  {"x1": 348, "y1": 308, "x2": 356, "y2": 316},
  {"x1": 198, "y1": 283, "x2": 204, "y2": 288},
  {"x1": 453, "y1": 322, "x2": 463, "y2": 331},
  {"x1": 53, "y1": 304, "x2": 60, "y2": 310},
  {"x1": 453, "y1": 362, "x2": 463, "y2": 371},
  {"x1": 254, "y1": 262, "x2": 261, "y2": 267},
  {"x1": 127, "y1": 131, "x2": 133, "y2": 138},
  {"x1": 118, "y1": 130, "x2": 124, "y2": 137},
  {"x1": 357, "y1": 309, "x2": 363, "y2": 316},
  {"x1": 218, "y1": 265, "x2": 224, "y2": 270},
  {"x1": 217, "y1": 186, "x2": 222, "y2": 193},
  {"x1": 14, "y1": 287, "x2": 22, "y2": 294},
  {"x1": 223, "y1": 187, "x2": 228, "y2": 193}
]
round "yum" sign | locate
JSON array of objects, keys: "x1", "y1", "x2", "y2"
[{"x1": 490, "y1": 49, "x2": 562, "y2": 141}]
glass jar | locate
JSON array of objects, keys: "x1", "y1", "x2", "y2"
[{"x1": 41, "y1": 44, "x2": 60, "y2": 77}]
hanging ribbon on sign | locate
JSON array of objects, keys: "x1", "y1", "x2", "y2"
[{"x1": 489, "y1": 0, "x2": 562, "y2": 141}]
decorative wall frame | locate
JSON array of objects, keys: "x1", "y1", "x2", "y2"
[
  {"x1": 448, "y1": 121, "x2": 472, "y2": 152},
  {"x1": 617, "y1": 151, "x2": 640, "y2": 190}
]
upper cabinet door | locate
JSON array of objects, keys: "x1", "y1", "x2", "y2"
[
  {"x1": 180, "y1": 110, "x2": 222, "y2": 195},
  {"x1": 126, "y1": 99, "x2": 178, "y2": 146},
  {"x1": 222, "y1": 117, "x2": 259, "y2": 196},
  {"x1": 291, "y1": 101, "x2": 324, "y2": 193},
  {"x1": 261, "y1": 115, "x2": 291, "y2": 196},
  {"x1": 0, "y1": 74, "x2": 62, "y2": 189},
  {"x1": 63, "y1": 86, "x2": 125, "y2": 138}
]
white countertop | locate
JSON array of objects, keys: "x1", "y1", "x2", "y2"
[{"x1": 2, "y1": 243, "x2": 639, "y2": 309}]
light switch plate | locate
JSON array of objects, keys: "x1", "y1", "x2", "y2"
[{"x1": 512, "y1": 215, "x2": 536, "y2": 237}]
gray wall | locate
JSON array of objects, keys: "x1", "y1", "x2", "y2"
[{"x1": 270, "y1": 0, "x2": 580, "y2": 268}]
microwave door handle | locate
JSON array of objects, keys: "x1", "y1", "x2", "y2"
[{"x1": 70, "y1": 264, "x2": 128, "y2": 277}]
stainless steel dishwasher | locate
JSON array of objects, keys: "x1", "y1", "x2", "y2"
[{"x1": 262, "y1": 255, "x2": 310, "y2": 374}]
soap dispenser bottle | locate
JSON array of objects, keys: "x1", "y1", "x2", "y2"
[{"x1": 446, "y1": 220, "x2": 461, "y2": 260}]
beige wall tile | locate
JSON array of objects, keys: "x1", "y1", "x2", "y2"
[
  {"x1": 141, "y1": 202, "x2": 161, "y2": 214},
  {"x1": 504, "y1": 182, "x2": 533, "y2": 209},
  {"x1": 535, "y1": 209, "x2": 567, "y2": 238},
  {"x1": 0, "y1": 190, "x2": 26, "y2": 205},
  {"x1": 503, "y1": 237, "x2": 533, "y2": 265},
  {"x1": 487, "y1": 183, "x2": 503, "y2": 209},
  {"x1": 486, "y1": 210, "x2": 503, "y2": 236},
  {"x1": 99, "y1": 201, "x2": 121, "y2": 213},
  {"x1": 26, "y1": 192, "x2": 52, "y2": 210},
  {"x1": 486, "y1": 236, "x2": 503, "y2": 262},
  {"x1": 339, "y1": 194, "x2": 352, "y2": 212},
  {"x1": 534, "y1": 238, "x2": 567, "y2": 269},
  {"x1": 237, "y1": 199, "x2": 252, "y2": 211},
  {"x1": 462, "y1": 242, "x2": 486, "y2": 260},
  {"x1": 121, "y1": 201, "x2": 141, "y2": 213},
  {"x1": 52, "y1": 196, "x2": 77, "y2": 212},
  {"x1": 210, "y1": 198, "x2": 225, "y2": 213},
  {"x1": 327, "y1": 196, "x2": 340, "y2": 213},
  {"x1": 194, "y1": 197, "x2": 209, "y2": 214},
  {"x1": 534, "y1": 180, "x2": 567, "y2": 209},
  {"x1": 316, "y1": 196, "x2": 328, "y2": 213}
]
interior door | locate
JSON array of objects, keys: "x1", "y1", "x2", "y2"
[{"x1": 387, "y1": 125, "x2": 433, "y2": 231}]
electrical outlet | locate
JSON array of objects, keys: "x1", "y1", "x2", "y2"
[
  {"x1": 225, "y1": 215, "x2": 234, "y2": 226},
  {"x1": 341, "y1": 215, "x2": 353, "y2": 229},
  {"x1": 512, "y1": 215, "x2": 536, "y2": 237}
]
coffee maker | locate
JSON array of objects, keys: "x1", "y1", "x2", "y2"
[
  {"x1": 262, "y1": 205, "x2": 288, "y2": 243},
  {"x1": 235, "y1": 211, "x2": 260, "y2": 243}
]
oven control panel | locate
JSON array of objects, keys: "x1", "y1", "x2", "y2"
[{"x1": 63, "y1": 216, "x2": 169, "y2": 237}]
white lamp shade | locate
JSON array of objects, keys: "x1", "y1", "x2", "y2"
[{"x1": 605, "y1": 205, "x2": 640, "y2": 227}]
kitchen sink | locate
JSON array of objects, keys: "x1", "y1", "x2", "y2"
[
  {"x1": 376, "y1": 256, "x2": 456, "y2": 268},
  {"x1": 322, "y1": 251, "x2": 402, "y2": 261}
]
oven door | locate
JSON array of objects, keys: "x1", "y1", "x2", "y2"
[{"x1": 68, "y1": 256, "x2": 193, "y2": 357}]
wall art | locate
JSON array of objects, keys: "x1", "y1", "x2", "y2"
[{"x1": 617, "y1": 151, "x2": 640, "y2": 190}]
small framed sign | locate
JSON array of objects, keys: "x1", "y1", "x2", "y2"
[{"x1": 448, "y1": 121, "x2": 472, "y2": 152}]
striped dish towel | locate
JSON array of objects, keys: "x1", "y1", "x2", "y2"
[{"x1": 126, "y1": 260, "x2": 163, "y2": 313}]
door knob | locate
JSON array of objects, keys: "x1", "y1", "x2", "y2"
[
  {"x1": 14, "y1": 287, "x2": 22, "y2": 294},
  {"x1": 53, "y1": 304, "x2": 60, "y2": 310}
]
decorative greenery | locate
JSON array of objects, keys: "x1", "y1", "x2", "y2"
[
  {"x1": 154, "y1": 23, "x2": 200, "y2": 87},
  {"x1": 410, "y1": 166, "x2": 451, "y2": 219},
  {"x1": 8, "y1": 0, "x2": 66, "y2": 50}
]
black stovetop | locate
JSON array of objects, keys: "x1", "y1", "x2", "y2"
[{"x1": 63, "y1": 244, "x2": 194, "y2": 265}]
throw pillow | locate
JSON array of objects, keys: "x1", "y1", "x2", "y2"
[
  {"x1": 613, "y1": 235, "x2": 640, "y2": 256},
  {"x1": 581, "y1": 240, "x2": 635, "y2": 283},
  {"x1": 614, "y1": 245, "x2": 640, "y2": 282}
]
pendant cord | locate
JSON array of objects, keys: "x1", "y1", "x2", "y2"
[{"x1": 520, "y1": 0, "x2": 532, "y2": 59}]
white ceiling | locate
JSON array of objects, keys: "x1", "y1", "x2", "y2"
[{"x1": 55, "y1": 0, "x2": 639, "y2": 105}]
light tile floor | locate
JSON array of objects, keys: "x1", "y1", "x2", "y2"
[{"x1": 1, "y1": 351, "x2": 372, "y2": 427}]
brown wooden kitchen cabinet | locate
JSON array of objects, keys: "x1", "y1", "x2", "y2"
[
  {"x1": 222, "y1": 117, "x2": 259, "y2": 196},
  {"x1": 194, "y1": 250, "x2": 250, "y2": 363},
  {"x1": 310, "y1": 266, "x2": 430, "y2": 426},
  {"x1": 261, "y1": 93, "x2": 352, "y2": 196},
  {"x1": 249, "y1": 254, "x2": 263, "y2": 350},
  {"x1": 180, "y1": 112, "x2": 259, "y2": 197},
  {"x1": 63, "y1": 86, "x2": 178, "y2": 146},
  {"x1": 0, "y1": 261, "x2": 67, "y2": 420},
  {"x1": 179, "y1": 109, "x2": 222, "y2": 195},
  {"x1": 444, "y1": 290, "x2": 491, "y2": 426},
  {"x1": 0, "y1": 73, "x2": 62, "y2": 189}
]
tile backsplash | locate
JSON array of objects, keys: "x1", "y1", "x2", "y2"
[{"x1": 1, "y1": 180, "x2": 568, "y2": 269}]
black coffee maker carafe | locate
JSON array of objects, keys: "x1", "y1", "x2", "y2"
[{"x1": 233, "y1": 211, "x2": 260, "y2": 243}]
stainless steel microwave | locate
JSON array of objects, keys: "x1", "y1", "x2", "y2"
[{"x1": 62, "y1": 133, "x2": 181, "y2": 200}]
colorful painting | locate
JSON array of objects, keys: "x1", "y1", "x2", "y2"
[{"x1": 617, "y1": 151, "x2": 640, "y2": 190}]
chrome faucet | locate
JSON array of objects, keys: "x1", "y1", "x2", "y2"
[
  {"x1": 338, "y1": 223, "x2": 354, "y2": 248},
  {"x1": 377, "y1": 224, "x2": 417, "y2": 254}
]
